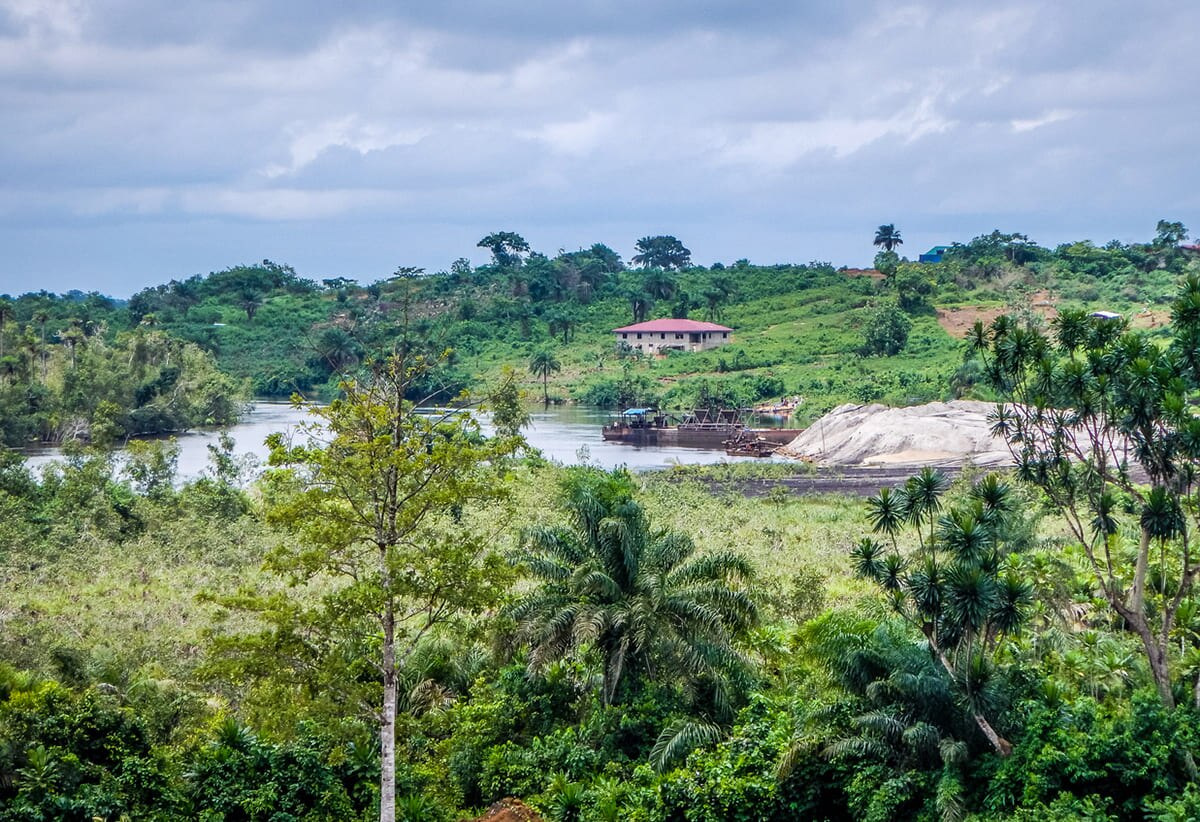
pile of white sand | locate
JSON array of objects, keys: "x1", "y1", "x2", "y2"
[{"x1": 779, "y1": 401, "x2": 1013, "y2": 467}]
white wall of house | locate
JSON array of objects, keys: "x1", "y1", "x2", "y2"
[{"x1": 614, "y1": 330, "x2": 731, "y2": 354}]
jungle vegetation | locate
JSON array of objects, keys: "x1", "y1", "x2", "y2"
[
  {"x1": 3, "y1": 220, "x2": 1189, "y2": 432},
  {"x1": 1, "y1": 224, "x2": 1199, "y2": 819}
]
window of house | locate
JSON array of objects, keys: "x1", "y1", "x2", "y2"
[
  {"x1": 621, "y1": 333, "x2": 627, "y2": 339},
  {"x1": 637, "y1": 333, "x2": 642, "y2": 339},
  {"x1": 660, "y1": 333, "x2": 665, "y2": 339},
  {"x1": 675, "y1": 333, "x2": 683, "y2": 340},
  {"x1": 722, "y1": 332, "x2": 728, "y2": 338}
]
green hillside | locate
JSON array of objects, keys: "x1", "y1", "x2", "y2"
[
  {"x1": 0, "y1": 223, "x2": 1192, "y2": 445},
  {"x1": 103, "y1": 223, "x2": 1200, "y2": 416}
]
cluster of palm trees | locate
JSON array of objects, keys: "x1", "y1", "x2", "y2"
[
  {"x1": 852, "y1": 469, "x2": 1033, "y2": 756},
  {"x1": 0, "y1": 301, "x2": 102, "y2": 382}
]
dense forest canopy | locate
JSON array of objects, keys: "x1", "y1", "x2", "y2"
[{"x1": 2, "y1": 223, "x2": 1200, "y2": 819}]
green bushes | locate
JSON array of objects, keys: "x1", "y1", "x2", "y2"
[
  {"x1": 857, "y1": 300, "x2": 912, "y2": 357},
  {"x1": 986, "y1": 692, "x2": 1196, "y2": 817}
]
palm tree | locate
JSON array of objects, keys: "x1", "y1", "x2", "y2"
[
  {"x1": 874, "y1": 224, "x2": 904, "y2": 253},
  {"x1": 632, "y1": 235, "x2": 691, "y2": 270},
  {"x1": 238, "y1": 289, "x2": 264, "y2": 322},
  {"x1": 508, "y1": 468, "x2": 757, "y2": 707},
  {"x1": 644, "y1": 269, "x2": 677, "y2": 301},
  {"x1": 628, "y1": 292, "x2": 652, "y2": 324},
  {"x1": 528, "y1": 348, "x2": 561, "y2": 404},
  {"x1": 315, "y1": 326, "x2": 361, "y2": 373},
  {"x1": 866, "y1": 487, "x2": 908, "y2": 552},
  {"x1": 61, "y1": 320, "x2": 85, "y2": 370},
  {"x1": 852, "y1": 472, "x2": 1031, "y2": 757},
  {"x1": 800, "y1": 626, "x2": 975, "y2": 820},
  {"x1": 903, "y1": 467, "x2": 948, "y2": 546},
  {"x1": 702, "y1": 277, "x2": 735, "y2": 323}
]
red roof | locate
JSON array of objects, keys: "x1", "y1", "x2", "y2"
[{"x1": 613, "y1": 319, "x2": 732, "y2": 333}]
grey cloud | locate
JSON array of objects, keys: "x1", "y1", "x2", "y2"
[{"x1": 0, "y1": 0, "x2": 1196, "y2": 294}]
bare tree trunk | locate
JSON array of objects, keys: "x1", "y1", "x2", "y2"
[
  {"x1": 1130, "y1": 530, "x2": 1151, "y2": 619},
  {"x1": 1113, "y1": 597, "x2": 1175, "y2": 710},
  {"x1": 973, "y1": 712, "x2": 1013, "y2": 756},
  {"x1": 380, "y1": 569, "x2": 396, "y2": 822},
  {"x1": 931, "y1": 644, "x2": 1012, "y2": 756}
]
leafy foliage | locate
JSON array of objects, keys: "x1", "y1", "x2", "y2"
[{"x1": 508, "y1": 468, "x2": 757, "y2": 712}]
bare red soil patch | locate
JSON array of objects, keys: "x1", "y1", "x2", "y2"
[
  {"x1": 842, "y1": 267, "x2": 884, "y2": 280},
  {"x1": 936, "y1": 291, "x2": 1057, "y2": 338},
  {"x1": 1127, "y1": 309, "x2": 1171, "y2": 330}
]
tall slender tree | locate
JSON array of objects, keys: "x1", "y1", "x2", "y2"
[
  {"x1": 33, "y1": 311, "x2": 48, "y2": 378},
  {"x1": 236, "y1": 352, "x2": 524, "y2": 822},
  {"x1": 0, "y1": 299, "x2": 10, "y2": 359}
]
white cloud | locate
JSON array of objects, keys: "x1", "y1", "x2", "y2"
[
  {"x1": 521, "y1": 111, "x2": 616, "y2": 156},
  {"x1": 716, "y1": 97, "x2": 953, "y2": 170},
  {"x1": 261, "y1": 117, "x2": 430, "y2": 178},
  {"x1": 1011, "y1": 109, "x2": 1074, "y2": 132},
  {"x1": 0, "y1": 0, "x2": 86, "y2": 40}
]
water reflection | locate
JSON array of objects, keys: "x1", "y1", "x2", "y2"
[{"x1": 21, "y1": 402, "x2": 786, "y2": 481}]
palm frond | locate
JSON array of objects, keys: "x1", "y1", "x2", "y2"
[
  {"x1": 668, "y1": 550, "x2": 754, "y2": 587},
  {"x1": 823, "y1": 735, "x2": 891, "y2": 761},
  {"x1": 936, "y1": 769, "x2": 966, "y2": 822},
  {"x1": 650, "y1": 719, "x2": 723, "y2": 772},
  {"x1": 853, "y1": 710, "x2": 906, "y2": 744},
  {"x1": 901, "y1": 721, "x2": 942, "y2": 757}
]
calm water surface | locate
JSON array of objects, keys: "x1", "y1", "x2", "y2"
[{"x1": 21, "y1": 402, "x2": 788, "y2": 481}]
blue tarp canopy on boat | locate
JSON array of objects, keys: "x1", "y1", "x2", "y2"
[{"x1": 622, "y1": 408, "x2": 652, "y2": 415}]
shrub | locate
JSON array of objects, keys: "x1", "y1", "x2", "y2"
[{"x1": 857, "y1": 301, "x2": 911, "y2": 357}]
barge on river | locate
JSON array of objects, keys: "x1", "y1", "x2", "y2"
[{"x1": 601, "y1": 407, "x2": 803, "y2": 450}]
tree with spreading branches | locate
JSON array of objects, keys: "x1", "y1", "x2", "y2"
[
  {"x1": 477, "y1": 231, "x2": 530, "y2": 268},
  {"x1": 217, "y1": 341, "x2": 524, "y2": 822},
  {"x1": 971, "y1": 277, "x2": 1200, "y2": 724},
  {"x1": 632, "y1": 235, "x2": 691, "y2": 270}
]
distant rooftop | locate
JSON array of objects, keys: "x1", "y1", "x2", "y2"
[{"x1": 613, "y1": 319, "x2": 733, "y2": 333}]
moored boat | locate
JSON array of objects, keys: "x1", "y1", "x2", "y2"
[{"x1": 602, "y1": 407, "x2": 802, "y2": 450}]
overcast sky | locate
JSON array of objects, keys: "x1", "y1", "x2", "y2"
[{"x1": 1, "y1": 0, "x2": 1196, "y2": 297}]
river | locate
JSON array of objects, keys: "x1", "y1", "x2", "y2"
[{"x1": 20, "y1": 402, "x2": 792, "y2": 481}]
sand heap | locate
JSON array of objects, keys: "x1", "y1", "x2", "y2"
[{"x1": 779, "y1": 400, "x2": 1013, "y2": 467}]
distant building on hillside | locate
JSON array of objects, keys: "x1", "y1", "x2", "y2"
[
  {"x1": 919, "y1": 246, "x2": 951, "y2": 263},
  {"x1": 613, "y1": 319, "x2": 732, "y2": 353}
]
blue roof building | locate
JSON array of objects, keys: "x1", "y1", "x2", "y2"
[{"x1": 919, "y1": 246, "x2": 951, "y2": 264}]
